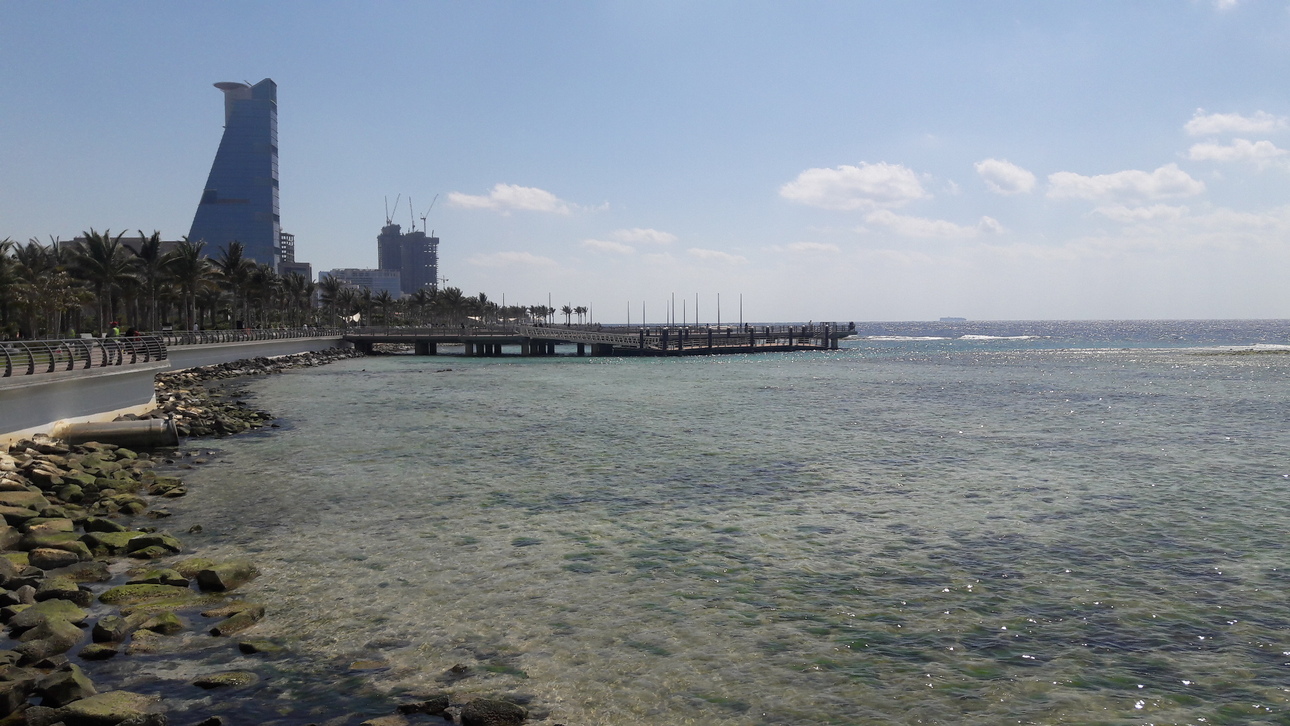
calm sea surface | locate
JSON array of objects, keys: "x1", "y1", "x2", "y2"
[{"x1": 159, "y1": 321, "x2": 1290, "y2": 724}]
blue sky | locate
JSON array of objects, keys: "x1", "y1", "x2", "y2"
[{"x1": 3, "y1": 1, "x2": 1290, "y2": 322}]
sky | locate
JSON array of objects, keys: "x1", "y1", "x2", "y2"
[{"x1": 3, "y1": 1, "x2": 1290, "y2": 323}]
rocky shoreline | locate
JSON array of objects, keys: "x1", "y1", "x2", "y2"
[{"x1": 0, "y1": 348, "x2": 540, "y2": 726}]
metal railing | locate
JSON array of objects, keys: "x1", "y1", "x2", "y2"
[
  {"x1": 1, "y1": 336, "x2": 167, "y2": 378},
  {"x1": 155, "y1": 327, "x2": 343, "y2": 346}
]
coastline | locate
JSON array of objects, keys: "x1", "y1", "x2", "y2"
[{"x1": 0, "y1": 348, "x2": 540, "y2": 726}]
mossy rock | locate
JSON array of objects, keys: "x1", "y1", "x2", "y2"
[
  {"x1": 8, "y1": 599, "x2": 88, "y2": 630},
  {"x1": 2, "y1": 553, "x2": 29, "y2": 569},
  {"x1": 139, "y1": 611, "x2": 184, "y2": 635},
  {"x1": 192, "y1": 671, "x2": 258, "y2": 689},
  {"x1": 172, "y1": 558, "x2": 218, "y2": 578},
  {"x1": 127, "y1": 568, "x2": 189, "y2": 587},
  {"x1": 98, "y1": 584, "x2": 193, "y2": 606},
  {"x1": 80, "y1": 531, "x2": 145, "y2": 556},
  {"x1": 196, "y1": 560, "x2": 258, "y2": 591},
  {"x1": 237, "y1": 639, "x2": 283, "y2": 655},
  {"x1": 18, "y1": 531, "x2": 81, "y2": 551},
  {"x1": 59, "y1": 690, "x2": 159, "y2": 723},
  {"x1": 77, "y1": 642, "x2": 118, "y2": 661}
]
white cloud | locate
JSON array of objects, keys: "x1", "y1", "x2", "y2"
[
  {"x1": 466, "y1": 251, "x2": 559, "y2": 268},
  {"x1": 779, "y1": 162, "x2": 928, "y2": 211},
  {"x1": 786, "y1": 241, "x2": 840, "y2": 254},
  {"x1": 1184, "y1": 110, "x2": 1288, "y2": 137},
  {"x1": 1187, "y1": 138, "x2": 1288, "y2": 166},
  {"x1": 686, "y1": 248, "x2": 748, "y2": 264},
  {"x1": 1047, "y1": 163, "x2": 1205, "y2": 201},
  {"x1": 448, "y1": 183, "x2": 572, "y2": 214},
  {"x1": 1093, "y1": 204, "x2": 1190, "y2": 223},
  {"x1": 975, "y1": 158, "x2": 1036, "y2": 195},
  {"x1": 582, "y1": 239, "x2": 635, "y2": 254},
  {"x1": 864, "y1": 210, "x2": 1003, "y2": 239},
  {"x1": 612, "y1": 228, "x2": 676, "y2": 245}
]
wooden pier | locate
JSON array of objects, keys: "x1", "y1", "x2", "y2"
[{"x1": 343, "y1": 323, "x2": 853, "y2": 357}]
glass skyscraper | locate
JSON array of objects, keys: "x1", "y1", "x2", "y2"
[{"x1": 188, "y1": 79, "x2": 280, "y2": 266}]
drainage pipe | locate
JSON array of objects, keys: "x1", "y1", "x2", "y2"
[{"x1": 52, "y1": 419, "x2": 179, "y2": 449}]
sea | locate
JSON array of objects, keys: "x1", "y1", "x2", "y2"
[{"x1": 109, "y1": 320, "x2": 1290, "y2": 725}]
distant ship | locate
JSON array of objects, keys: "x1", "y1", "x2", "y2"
[{"x1": 939, "y1": 317, "x2": 967, "y2": 322}]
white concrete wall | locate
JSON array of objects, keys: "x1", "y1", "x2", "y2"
[{"x1": 1, "y1": 337, "x2": 348, "y2": 444}]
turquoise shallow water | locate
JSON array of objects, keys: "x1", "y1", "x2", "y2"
[{"x1": 164, "y1": 326, "x2": 1290, "y2": 725}]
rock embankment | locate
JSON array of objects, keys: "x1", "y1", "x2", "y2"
[
  {"x1": 0, "y1": 348, "x2": 538, "y2": 725},
  {"x1": 137, "y1": 347, "x2": 366, "y2": 438},
  {"x1": 0, "y1": 438, "x2": 260, "y2": 725}
]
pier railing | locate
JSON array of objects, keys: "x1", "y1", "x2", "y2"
[
  {"x1": 1, "y1": 336, "x2": 167, "y2": 378},
  {"x1": 155, "y1": 327, "x2": 343, "y2": 346}
]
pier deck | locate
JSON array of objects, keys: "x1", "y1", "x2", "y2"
[{"x1": 343, "y1": 323, "x2": 852, "y2": 357}]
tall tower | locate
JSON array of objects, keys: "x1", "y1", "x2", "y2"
[{"x1": 188, "y1": 79, "x2": 280, "y2": 266}]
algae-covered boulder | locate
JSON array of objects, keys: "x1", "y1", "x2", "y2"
[
  {"x1": 127, "y1": 569, "x2": 188, "y2": 587},
  {"x1": 77, "y1": 643, "x2": 118, "y2": 661},
  {"x1": 460, "y1": 698, "x2": 528, "y2": 726},
  {"x1": 195, "y1": 560, "x2": 258, "y2": 592},
  {"x1": 30, "y1": 548, "x2": 82, "y2": 571},
  {"x1": 124, "y1": 533, "x2": 181, "y2": 556},
  {"x1": 138, "y1": 612, "x2": 184, "y2": 635},
  {"x1": 236, "y1": 639, "x2": 283, "y2": 655},
  {"x1": 57, "y1": 689, "x2": 163, "y2": 726},
  {"x1": 98, "y1": 584, "x2": 191, "y2": 606},
  {"x1": 397, "y1": 694, "x2": 451, "y2": 716},
  {"x1": 8, "y1": 598, "x2": 88, "y2": 632},
  {"x1": 0, "y1": 492, "x2": 50, "y2": 512},
  {"x1": 45, "y1": 560, "x2": 111, "y2": 584},
  {"x1": 0, "y1": 506, "x2": 40, "y2": 526},
  {"x1": 204, "y1": 603, "x2": 265, "y2": 636},
  {"x1": 191, "y1": 671, "x2": 258, "y2": 689},
  {"x1": 35, "y1": 576, "x2": 93, "y2": 607},
  {"x1": 80, "y1": 531, "x2": 145, "y2": 556},
  {"x1": 91, "y1": 616, "x2": 131, "y2": 644},
  {"x1": 19, "y1": 531, "x2": 83, "y2": 552},
  {"x1": 24, "y1": 518, "x2": 75, "y2": 534},
  {"x1": 81, "y1": 517, "x2": 126, "y2": 534},
  {"x1": 36, "y1": 662, "x2": 97, "y2": 707},
  {"x1": 15, "y1": 616, "x2": 84, "y2": 662},
  {"x1": 171, "y1": 558, "x2": 217, "y2": 579}
]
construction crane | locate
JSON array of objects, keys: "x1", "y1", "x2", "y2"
[
  {"x1": 420, "y1": 194, "x2": 439, "y2": 234},
  {"x1": 384, "y1": 194, "x2": 402, "y2": 226}
]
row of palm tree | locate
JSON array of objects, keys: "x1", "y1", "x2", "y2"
[{"x1": 0, "y1": 230, "x2": 592, "y2": 339}]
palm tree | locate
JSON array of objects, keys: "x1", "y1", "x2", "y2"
[
  {"x1": 125, "y1": 231, "x2": 168, "y2": 331},
  {"x1": 575, "y1": 305, "x2": 588, "y2": 325},
  {"x1": 72, "y1": 229, "x2": 135, "y2": 334},
  {"x1": 410, "y1": 287, "x2": 435, "y2": 325},
  {"x1": 213, "y1": 242, "x2": 256, "y2": 326},
  {"x1": 317, "y1": 274, "x2": 344, "y2": 325},
  {"x1": 165, "y1": 238, "x2": 214, "y2": 330},
  {"x1": 0, "y1": 239, "x2": 16, "y2": 335},
  {"x1": 244, "y1": 263, "x2": 280, "y2": 327},
  {"x1": 561, "y1": 304, "x2": 573, "y2": 326},
  {"x1": 434, "y1": 286, "x2": 467, "y2": 322},
  {"x1": 373, "y1": 289, "x2": 395, "y2": 326}
]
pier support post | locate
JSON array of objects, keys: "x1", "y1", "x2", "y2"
[
  {"x1": 414, "y1": 341, "x2": 435, "y2": 356},
  {"x1": 547, "y1": 341, "x2": 556, "y2": 355},
  {"x1": 577, "y1": 343, "x2": 585, "y2": 356}
]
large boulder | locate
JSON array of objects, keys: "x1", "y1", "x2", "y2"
[
  {"x1": 460, "y1": 699, "x2": 527, "y2": 726},
  {"x1": 8, "y1": 599, "x2": 88, "y2": 632},
  {"x1": 30, "y1": 548, "x2": 83, "y2": 571},
  {"x1": 195, "y1": 560, "x2": 259, "y2": 592},
  {"x1": 36, "y1": 662, "x2": 97, "y2": 707},
  {"x1": 80, "y1": 531, "x2": 146, "y2": 557},
  {"x1": 0, "y1": 491, "x2": 50, "y2": 511},
  {"x1": 56, "y1": 689, "x2": 165, "y2": 726},
  {"x1": 98, "y1": 585, "x2": 191, "y2": 607}
]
